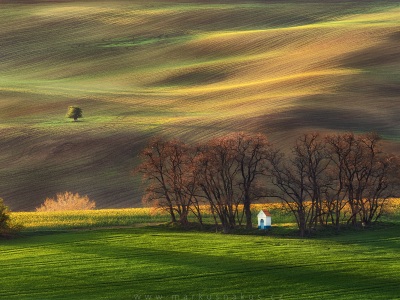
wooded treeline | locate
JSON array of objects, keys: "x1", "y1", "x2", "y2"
[{"x1": 137, "y1": 132, "x2": 400, "y2": 236}]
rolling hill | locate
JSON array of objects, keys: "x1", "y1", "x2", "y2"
[{"x1": 1, "y1": 0, "x2": 399, "y2": 210}]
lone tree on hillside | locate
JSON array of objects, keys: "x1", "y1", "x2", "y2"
[{"x1": 66, "y1": 106, "x2": 83, "y2": 121}]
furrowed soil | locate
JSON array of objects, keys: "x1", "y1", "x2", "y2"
[{"x1": 1, "y1": 0, "x2": 399, "y2": 210}]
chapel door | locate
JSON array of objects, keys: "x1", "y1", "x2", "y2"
[{"x1": 260, "y1": 219, "x2": 265, "y2": 229}]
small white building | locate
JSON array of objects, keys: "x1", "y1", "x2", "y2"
[{"x1": 257, "y1": 210, "x2": 271, "y2": 229}]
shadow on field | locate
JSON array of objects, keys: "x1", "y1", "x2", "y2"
[{"x1": 57, "y1": 226, "x2": 400, "y2": 298}]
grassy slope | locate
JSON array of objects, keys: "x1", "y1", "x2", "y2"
[
  {"x1": 1, "y1": 224, "x2": 399, "y2": 299},
  {"x1": 1, "y1": 0, "x2": 399, "y2": 210}
]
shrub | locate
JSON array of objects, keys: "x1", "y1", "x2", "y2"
[
  {"x1": 0, "y1": 198, "x2": 22, "y2": 237},
  {"x1": 36, "y1": 192, "x2": 96, "y2": 212},
  {"x1": 0, "y1": 198, "x2": 11, "y2": 232}
]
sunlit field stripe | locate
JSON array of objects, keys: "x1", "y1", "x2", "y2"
[{"x1": 10, "y1": 199, "x2": 400, "y2": 231}]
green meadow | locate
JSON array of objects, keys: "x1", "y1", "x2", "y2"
[
  {"x1": 1, "y1": 0, "x2": 400, "y2": 210},
  {"x1": 2, "y1": 203, "x2": 400, "y2": 299},
  {"x1": 1, "y1": 222, "x2": 400, "y2": 299}
]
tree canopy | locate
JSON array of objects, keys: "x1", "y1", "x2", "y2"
[{"x1": 66, "y1": 106, "x2": 83, "y2": 121}]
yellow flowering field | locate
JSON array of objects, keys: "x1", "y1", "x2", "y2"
[
  {"x1": 10, "y1": 199, "x2": 399, "y2": 231},
  {"x1": 11, "y1": 208, "x2": 169, "y2": 231}
]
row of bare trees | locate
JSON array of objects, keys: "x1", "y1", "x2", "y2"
[
  {"x1": 137, "y1": 132, "x2": 400, "y2": 235},
  {"x1": 136, "y1": 133, "x2": 269, "y2": 233},
  {"x1": 269, "y1": 132, "x2": 400, "y2": 236}
]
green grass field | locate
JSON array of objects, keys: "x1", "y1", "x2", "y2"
[
  {"x1": 3, "y1": 203, "x2": 400, "y2": 299},
  {"x1": 1, "y1": 0, "x2": 400, "y2": 210},
  {"x1": 1, "y1": 223, "x2": 400, "y2": 299}
]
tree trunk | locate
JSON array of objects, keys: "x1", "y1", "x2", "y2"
[
  {"x1": 169, "y1": 206, "x2": 177, "y2": 223},
  {"x1": 243, "y1": 197, "x2": 252, "y2": 229}
]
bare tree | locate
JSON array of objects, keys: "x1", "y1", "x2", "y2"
[
  {"x1": 325, "y1": 133, "x2": 355, "y2": 229},
  {"x1": 266, "y1": 133, "x2": 331, "y2": 236},
  {"x1": 266, "y1": 147, "x2": 310, "y2": 237},
  {"x1": 137, "y1": 138, "x2": 199, "y2": 225},
  {"x1": 326, "y1": 132, "x2": 399, "y2": 227},
  {"x1": 293, "y1": 133, "x2": 331, "y2": 228},
  {"x1": 234, "y1": 132, "x2": 271, "y2": 229},
  {"x1": 354, "y1": 136, "x2": 400, "y2": 225},
  {"x1": 195, "y1": 136, "x2": 241, "y2": 233}
]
